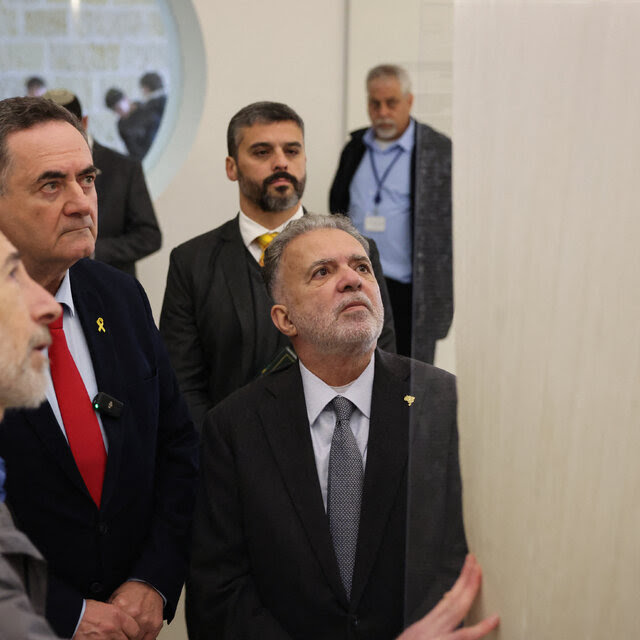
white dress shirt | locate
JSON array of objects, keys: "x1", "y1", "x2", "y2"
[
  {"x1": 238, "y1": 205, "x2": 304, "y2": 263},
  {"x1": 299, "y1": 356, "x2": 375, "y2": 510}
]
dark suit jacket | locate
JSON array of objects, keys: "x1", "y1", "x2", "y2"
[
  {"x1": 0, "y1": 502, "x2": 56, "y2": 639},
  {"x1": 187, "y1": 350, "x2": 466, "y2": 639},
  {"x1": 0, "y1": 259, "x2": 199, "y2": 638},
  {"x1": 93, "y1": 140, "x2": 162, "y2": 277},
  {"x1": 329, "y1": 122, "x2": 453, "y2": 362},
  {"x1": 159, "y1": 215, "x2": 396, "y2": 430}
]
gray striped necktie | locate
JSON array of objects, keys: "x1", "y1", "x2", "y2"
[{"x1": 327, "y1": 395, "x2": 363, "y2": 599}]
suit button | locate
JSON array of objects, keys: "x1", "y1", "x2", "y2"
[
  {"x1": 98, "y1": 523, "x2": 108, "y2": 535},
  {"x1": 350, "y1": 615, "x2": 359, "y2": 628},
  {"x1": 89, "y1": 582, "x2": 103, "y2": 595}
]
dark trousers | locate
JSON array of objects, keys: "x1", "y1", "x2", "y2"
[{"x1": 385, "y1": 277, "x2": 436, "y2": 364}]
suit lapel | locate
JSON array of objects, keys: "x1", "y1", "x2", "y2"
[
  {"x1": 219, "y1": 219, "x2": 256, "y2": 381},
  {"x1": 351, "y1": 350, "x2": 410, "y2": 607},
  {"x1": 70, "y1": 266, "x2": 125, "y2": 511},
  {"x1": 23, "y1": 401, "x2": 90, "y2": 498},
  {"x1": 260, "y1": 366, "x2": 347, "y2": 604}
]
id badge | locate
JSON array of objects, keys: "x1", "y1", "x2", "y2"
[{"x1": 364, "y1": 215, "x2": 386, "y2": 233}]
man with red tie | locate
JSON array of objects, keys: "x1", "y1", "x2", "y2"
[{"x1": 0, "y1": 97, "x2": 198, "y2": 639}]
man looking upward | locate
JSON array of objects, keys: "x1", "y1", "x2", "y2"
[{"x1": 187, "y1": 215, "x2": 489, "y2": 639}]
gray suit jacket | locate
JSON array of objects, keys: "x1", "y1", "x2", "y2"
[{"x1": 0, "y1": 502, "x2": 56, "y2": 639}]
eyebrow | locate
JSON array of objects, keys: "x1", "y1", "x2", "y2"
[
  {"x1": 1, "y1": 250, "x2": 20, "y2": 271},
  {"x1": 306, "y1": 254, "x2": 371, "y2": 275},
  {"x1": 35, "y1": 164, "x2": 99, "y2": 183},
  {"x1": 248, "y1": 141, "x2": 302, "y2": 150}
]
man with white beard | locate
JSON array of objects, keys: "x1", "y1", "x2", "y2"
[
  {"x1": 188, "y1": 214, "x2": 497, "y2": 640},
  {"x1": 0, "y1": 230, "x2": 61, "y2": 639}
]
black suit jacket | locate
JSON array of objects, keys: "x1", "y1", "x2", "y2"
[
  {"x1": 92, "y1": 140, "x2": 162, "y2": 277},
  {"x1": 329, "y1": 122, "x2": 453, "y2": 361},
  {"x1": 187, "y1": 350, "x2": 466, "y2": 639},
  {"x1": 0, "y1": 259, "x2": 199, "y2": 638},
  {"x1": 159, "y1": 215, "x2": 396, "y2": 429}
]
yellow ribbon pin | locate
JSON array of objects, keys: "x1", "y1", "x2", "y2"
[
  {"x1": 404, "y1": 395, "x2": 415, "y2": 407},
  {"x1": 96, "y1": 317, "x2": 106, "y2": 333}
]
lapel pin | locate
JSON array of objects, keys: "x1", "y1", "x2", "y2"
[
  {"x1": 96, "y1": 317, "x2": 106, "y2": 333},
  {"x1": 404, "y1": 395, "x2": 415, "y2": 407}
]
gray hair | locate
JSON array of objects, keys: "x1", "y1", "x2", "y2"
[
  {"x1": 366, "y1": 64, "x2": 412, "y2": 95},
  {"x1": 0, "y1": 97, "x2": 87, "y2": 195},
  {"x1": 262, "y1": 213, "x2": 370, "y2": 301},
  {"x1": 227, "y1": 101, "x2": 304, "y2": 160}
]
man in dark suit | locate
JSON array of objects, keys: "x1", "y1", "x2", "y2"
[
  {"x1": 45, "y1": 89, "x2": 162, "y2": 277},
  {"x1": 187, "y1": 214, "x2": 469, "y2": 639},
  {"x1": 330, "y1": 64, "x2": 452, "y2": 364},
  {"x1": 160, "y1": 101, "x2": 396, "y2": 430},
  {"x1": 0, "y1": 97, "x2": 198, "y2": 639}
]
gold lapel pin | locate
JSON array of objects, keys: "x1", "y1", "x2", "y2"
[
  {"x1": 96, "y1": 317, "x2": 106, "y2": 333},
  {"x1": 404, "y1": 395, "x2": 415, "y2": 406}
]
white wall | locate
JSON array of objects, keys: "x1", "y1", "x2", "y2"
[{"x1": 137, "y1": 0, "x2": 348, "y2": 320}]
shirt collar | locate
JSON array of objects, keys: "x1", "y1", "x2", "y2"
[
  {"x1": 364, "y1": 118, "x2": 415, "y2": 153},
  {"x1": 55, "y1": 270, "x2": 76, "y2": 317},
  {"x1": 238, "y1": 205, "x2": 304, "y2": 250},
  {"x1": 299, "y1": 355, "x2": 375, "y2": 426}
]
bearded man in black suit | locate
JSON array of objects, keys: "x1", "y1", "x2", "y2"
[{"x1": 160, "y1": 102, "x2": 396, "y2": 430}]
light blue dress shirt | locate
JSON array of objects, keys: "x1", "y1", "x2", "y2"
[
  {"x1": 348, "y1": 119, "x2": 415, "y2": 284},
  {"x1": 299, "y1": 357, "x2": 375, "y2": 510}
]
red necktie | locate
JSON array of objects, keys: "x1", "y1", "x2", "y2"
[{"x1": 48, "y1": 315, "x2": 106, "y2": 507}]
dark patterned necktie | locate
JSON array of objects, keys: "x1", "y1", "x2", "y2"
[{"x1": 327, "y1": 395, "x2": 363, "y2": 599}]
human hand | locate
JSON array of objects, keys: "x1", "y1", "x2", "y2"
[
  {"x1": 108, "y1": 581, "x2": 164, "y2": 640},
  {"x1": 74, "y1": 599, "x2": 140, "y2": 640},
  {"x1": 397, "y1": 554, "x2": 499, "y2": 640}
]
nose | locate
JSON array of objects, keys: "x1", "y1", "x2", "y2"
[
  {"x1": 338, "y1": 265, "x2": 363, "y2": 292},
  {"x1": 62, "y1": 181, "x2": 96, "y2": 218},
  {"x1": 272, "y1": 147, "x2": 288, "y2": 171},
  {"x1": 25, "y1": 275, "x2": 61, "y2": 326}
]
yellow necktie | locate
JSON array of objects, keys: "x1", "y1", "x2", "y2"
[{"x1": 255, "y1": 232, "x2": 279, "y2": 267}]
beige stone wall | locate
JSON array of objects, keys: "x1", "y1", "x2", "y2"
[
  {"x1": 0, "y1": 0, "x2": 172, "y2": 153},
  {"x1": 454, "y1": 2, "x2": 640, "y2": 637}
]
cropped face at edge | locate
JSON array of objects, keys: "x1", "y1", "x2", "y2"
[{"x1": 0, "y1": 231, "x2": 60, "y2": 412}]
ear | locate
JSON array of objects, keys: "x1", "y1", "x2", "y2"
[
  {"x1": 271, "y1": 304, "x2": 298, "y2": 338},
  {"x1": 225, "y1": 156, "x2": 238, "y2": 182},
  {"x1": 81, "y1": 116, "x2": 89, "y2": 132},
  {"x1": 407, "y1": 92, "x2": 414, "y2": 110}
]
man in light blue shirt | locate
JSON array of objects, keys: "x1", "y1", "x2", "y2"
[{"x1": 331, "y1": 64, "x2": 453, "y2": 364}]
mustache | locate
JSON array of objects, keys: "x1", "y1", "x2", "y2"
[
  {"x1": 29, "y1": 327, "x2": 52, "y2": 351},
  {"x1": 373, "y1": 118, "x2": 395, "y2": 127},
  {"x1": 264, "y1": 171, "x2": 300, "y2": 188},
  {"x1": 336, "y1": 294, "x2": 373, "y2": 314}
]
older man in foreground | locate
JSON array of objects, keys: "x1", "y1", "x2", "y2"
[{"x1": 188, "y1": 214, "x2": 498, "y2": 639}]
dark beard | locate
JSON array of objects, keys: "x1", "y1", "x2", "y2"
[{"x1": 239, "y1": 170, "x2": 306, "y2": 213}]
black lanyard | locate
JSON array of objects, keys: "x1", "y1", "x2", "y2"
[{"x1": 368, "y1": 146, "x2": 404, "y2": 205}]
